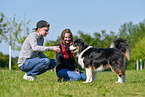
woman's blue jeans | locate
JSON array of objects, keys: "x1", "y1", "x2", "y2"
[
  {"x1": 20, "y1": 57, "x2": 56, "y2": 76},
  {"x1": 57, "y1": 68, "x2": 86, "y2": 81}
]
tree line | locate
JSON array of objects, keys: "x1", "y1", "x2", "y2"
[{"x1": 0, "y1": 12, "x2": 145, "y2": 70}]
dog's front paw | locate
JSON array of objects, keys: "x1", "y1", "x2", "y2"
[
  {"x1": 83, "y1": 81, "x2": 89, "y2": 83},
  {"x1": 83, "y1": 81, "x2": 92, "y2": 83},
  {"x1": 115, "y1": 81, "x2": 124, "y2": 83}
]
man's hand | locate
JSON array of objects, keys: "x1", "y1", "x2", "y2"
[{"x1": 53, "y1": 46, "x2": 60, "y2": 52}]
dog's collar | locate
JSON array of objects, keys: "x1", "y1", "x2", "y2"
[{"x1": 77, "y1": 46, "x2": 93, "y2": 58}]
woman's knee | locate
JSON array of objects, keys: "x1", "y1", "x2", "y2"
[
  {"x1": 74, "y1": 75, "x2": 82, "y2": 81},
  {"x1": 80, "y1": 72, "x2": 87, "y2": 80}
]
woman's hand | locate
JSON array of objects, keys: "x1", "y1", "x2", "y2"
[
  {"x1": 75, "y1": 68, "x2": 80, "y2": 75},
  {"x1": 75, "y1": 71, "x2": 80, "y2": 75}
]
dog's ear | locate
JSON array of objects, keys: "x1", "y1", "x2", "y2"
[
  {"x1": 74, "y1": 38, "x2": 88, "y2": 48},
  {"x1": 73, "y1": 39, "x2": 78, "y2": 43},
  {"x1": 83, "y1": 42, "x2": 88, "y2": 48}
]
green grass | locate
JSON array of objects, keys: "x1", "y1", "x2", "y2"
[{"x1": 0, "y1": 69, "x2": 145, "y2": 97}]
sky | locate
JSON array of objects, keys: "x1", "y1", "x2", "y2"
[{"x1": 0, "y1": 0, "x2": 145, "y2": 57}]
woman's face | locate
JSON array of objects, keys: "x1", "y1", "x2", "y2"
[{"x1": 64, "y1": 33, "x2": 71, "y2": 44}]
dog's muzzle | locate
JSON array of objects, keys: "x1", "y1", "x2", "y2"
[{"x1": 69, "y1": 45, "x2": 78, "y2": 53}]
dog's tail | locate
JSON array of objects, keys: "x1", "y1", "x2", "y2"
[{"x1": 110, "y1": 38, "x2": 131, "y2": 60}]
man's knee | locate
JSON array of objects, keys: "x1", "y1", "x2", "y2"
[
  {"x1": 50, "y1": 59, "x2": 57, "y2": 64},
  {"x1": 42, "y1": 58, "x2": 50, "y2": 65}
]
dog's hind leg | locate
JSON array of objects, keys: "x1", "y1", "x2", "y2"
[
  {"x1": 116, "y1": 59, "x2": 127, "y2": 83},
  {"x1": 116, "y1": 75, "x2": 126, "y2": 83},
  {"x1": 117, "y1": 74, "x2": 126, "y2": 83},
  {"x1": 109, "y1": 64, "x2": 126, "y2": 83},
  {"x1": 83, "y1": 66, "x2": 93, "y2": 83},
  {"x1": 123, "y1": 74, "x2": 126, "y2": 83}
]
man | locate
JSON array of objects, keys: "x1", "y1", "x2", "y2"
[{"x1": 18, "y1": 20, "x2": 60, "y2": 81}]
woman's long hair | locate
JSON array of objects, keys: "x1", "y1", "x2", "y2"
[{"x1": 60, "y1": 29, "x2": 74, "y2": 60}]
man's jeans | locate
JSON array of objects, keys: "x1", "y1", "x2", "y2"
[
  {"x1": 20, "y1": 57, "x2": 56, "y2": 76},
  {"x1": 57, "y1": 68, "x2": 86, "y2": 81}
]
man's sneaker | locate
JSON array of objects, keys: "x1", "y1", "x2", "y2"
[{"x1": 23, "y1": 73, "x2": 34, "y2": 81}]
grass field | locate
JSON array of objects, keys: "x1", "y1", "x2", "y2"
[{"x1": 0, "y1": 69, "x2": 145, "y2": 97}]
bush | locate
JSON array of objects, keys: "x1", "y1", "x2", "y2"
[{"x1": 0, "y1": 52, "x2": 18, "y2": 69}]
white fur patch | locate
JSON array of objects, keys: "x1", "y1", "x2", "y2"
[
  {"x1": 116, "y1": 75, "x2": 126, "y2": 83},
  {"x1": 77, "y1": 46, "x2": 93, "y2": 69},
  {"x1": 78, "y1": 56, "x2": 85, "y2": 69},
  {"x1": 69, "y1": 45, "x2": 79, "y2": 53},
  {"x1": 96, "y1": 65, "x2": 104, "y2": 71},
  {"x1": 69, "y1": 45, "x2": 76, "y2": 50},
  {"x1": 110, "y1": 43, "x2": 115, "y2": 48},
  {"x1": 84, "y1": 68, "x2": 93, "y2": 83}
]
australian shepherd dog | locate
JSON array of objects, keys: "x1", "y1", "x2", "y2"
[{"x1": 69, "y1": 38, "x2": 130, "y2": 83}]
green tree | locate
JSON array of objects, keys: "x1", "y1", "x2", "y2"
[
  {"x1": 131, "y1": 37, "x2": 145, "y2": 61},
  {"x1": 118, "y1": 20, "x2": 145, "y2": 48},
  {"x1": 0, "y1": 13, "x2": 7, "y2": 43},
  {"x1": 77, "y1": 30, "x2": 117, "y2": 48},
  {"x1": 0, "y1": 52, "x2": 18, "y2": 69},
  {"x1": 118, "y1": 19, "x2": 145, "y2": 61},
  {"x1": 98, "y1": 30, "x2": 117, "y2": 47},
  {"x1": 0, "y1": 12, "x2": 31, "y2": 69}
]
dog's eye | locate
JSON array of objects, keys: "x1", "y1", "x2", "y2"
[{"x1": 74, "y1": 44, "x2": 77, "y2": 46}]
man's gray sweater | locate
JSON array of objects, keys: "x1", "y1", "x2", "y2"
[{"x1": 17, "y1": 32, "x2": 53, "y2": 67}]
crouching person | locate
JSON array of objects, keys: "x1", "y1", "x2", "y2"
[{"x1": 17, "y1": 20, "x2": 60, "y2": 81}]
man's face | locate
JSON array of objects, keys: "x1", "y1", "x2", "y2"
[{"x1": 39, "y1": 27, "x2": 49, "y2": 37}]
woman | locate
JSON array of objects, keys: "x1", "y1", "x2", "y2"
[{"x1": 56, "y1": 29, "x2": 86, "y2": 81}]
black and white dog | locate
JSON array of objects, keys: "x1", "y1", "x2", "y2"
[{"x1": 69, "y1": 38, "x2": 130, "y2": 83}]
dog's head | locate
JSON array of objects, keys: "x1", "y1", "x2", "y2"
[{"x1": 69, "y1": 38, "x2": 88, "y2": 53}]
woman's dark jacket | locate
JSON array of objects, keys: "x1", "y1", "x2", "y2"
[{"x1": 55, "y1": 43, "x2": 78, "y2": 73}]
